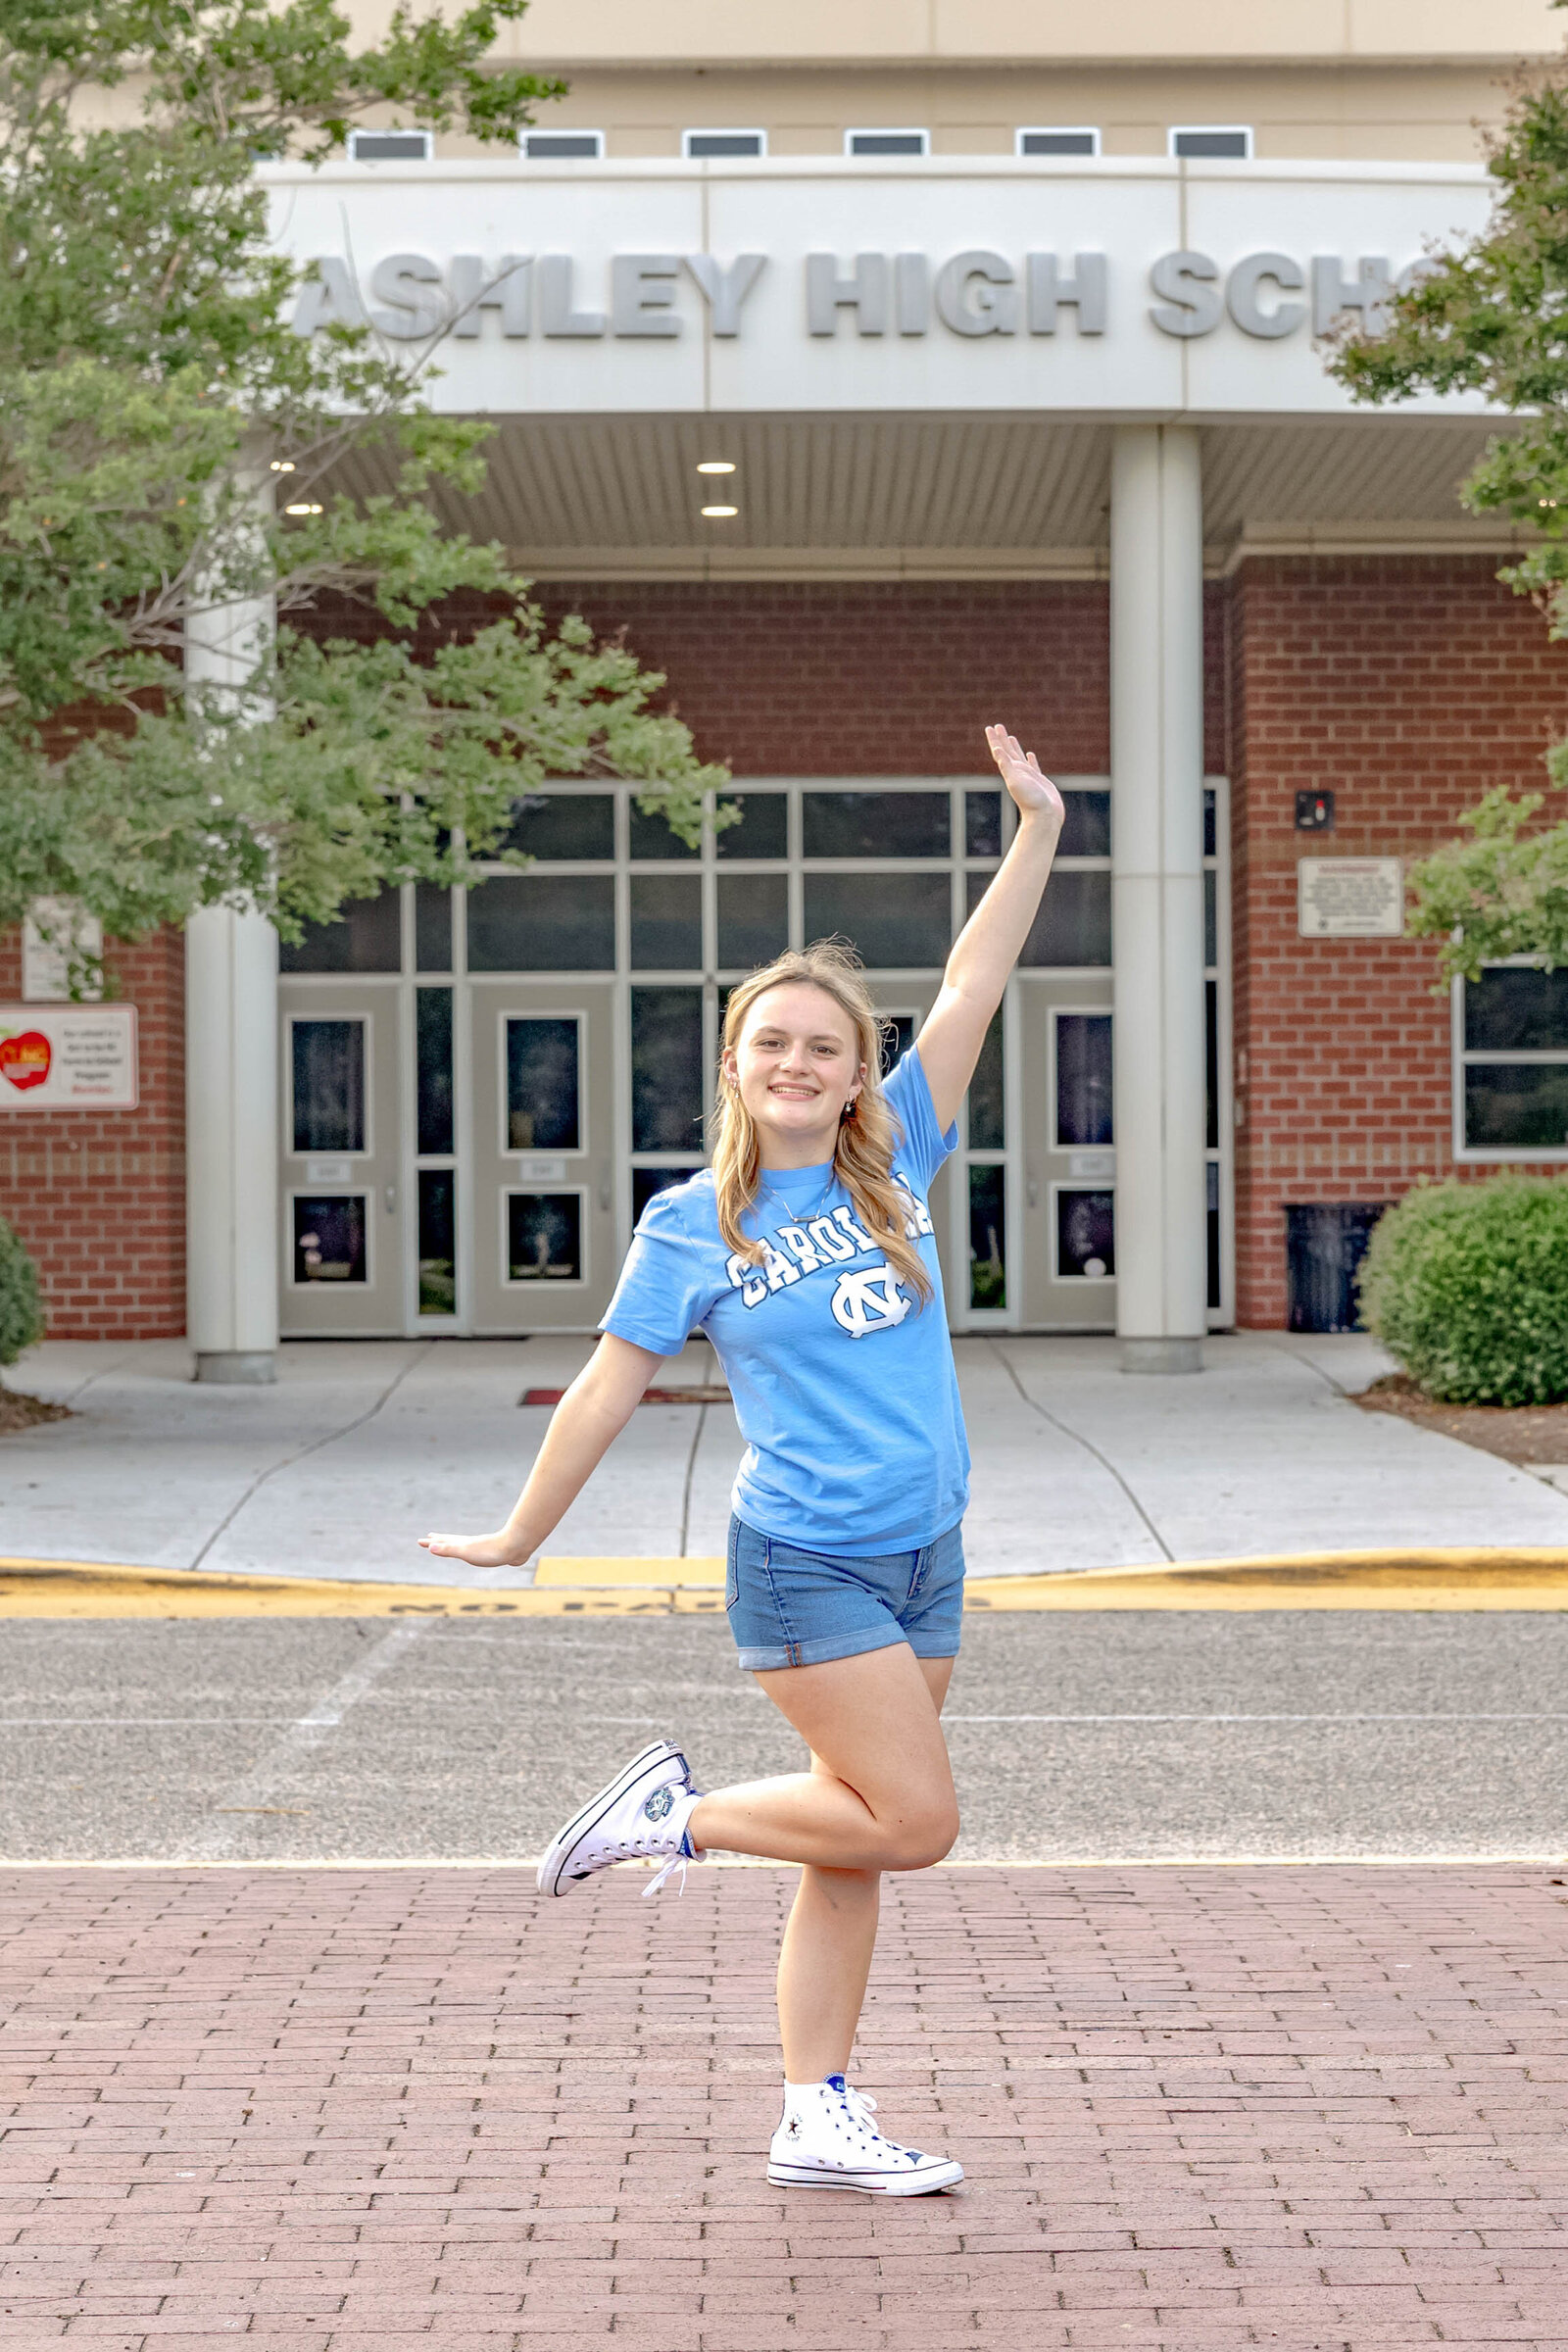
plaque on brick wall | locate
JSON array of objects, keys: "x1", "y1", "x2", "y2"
[
  {"x1": 0, "y1": 1005, "x2": 137, "y2": 1107},
  {"x1": 1297, "y1": 858, "x2": 1403, "y2": 939}
]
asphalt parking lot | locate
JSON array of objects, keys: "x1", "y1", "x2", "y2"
[{"x1": 7, "y1": 1606, "x2": 1568, "y2": 1864}]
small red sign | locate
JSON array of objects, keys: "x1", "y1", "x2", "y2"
[{"x1": 0, "y1": 1030, "x2": 52, "y2": 1091}]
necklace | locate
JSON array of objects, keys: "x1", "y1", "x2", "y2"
[{"x1": 757, "y1": 1158, "x2": 839, "y2": 1227}]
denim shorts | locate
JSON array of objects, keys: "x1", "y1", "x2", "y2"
[{"x1": 725, "y1": 1514, "x2": 966, "y2": 1673}]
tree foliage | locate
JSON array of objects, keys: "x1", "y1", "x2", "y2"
[
  {"x1": 1329, "y1": 26, "x2": 1568, "y2": 981},
  {"x1": 0, "y1": 3, "x2": 726, "y2": 965}
]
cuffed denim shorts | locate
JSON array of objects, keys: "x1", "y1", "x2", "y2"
[{"x1": 725, "y1": 1513, "x2": 965, "y2": 1673}]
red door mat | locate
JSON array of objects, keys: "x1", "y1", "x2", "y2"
[{"x1": 520, "y1": 1386, "x2": 732, "y2": 1406}]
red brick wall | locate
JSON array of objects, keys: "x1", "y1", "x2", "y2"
[
  {"x1": 1229, "y1": 553, "x2": 1568, "y2": 1327},
  {"x1": 0, "y1": 929, "x2": 185, "y2": 1340}
]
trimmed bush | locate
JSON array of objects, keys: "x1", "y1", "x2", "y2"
[
  {"x1": 0, "y1": 1216, "x2": 44, "y2": 1374},
  {"x1": 1357, "y1": 1175, "x2": 1568, "y2": 1405}
]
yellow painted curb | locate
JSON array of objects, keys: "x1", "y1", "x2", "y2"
[{"x1": 2, "y1": 1547, "x2": 1568, "y2": 1617}]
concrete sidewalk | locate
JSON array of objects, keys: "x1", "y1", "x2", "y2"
[
  {"x1": 2, "y1": 1862, "x2": 1565, "y2": 2349},
  {"x1": 5, "y1": 1331, "x2": 1567, "y2": 1585}
]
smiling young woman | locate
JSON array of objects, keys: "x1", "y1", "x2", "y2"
[{"x1": 421, "y1": 723, "x2": 1064, "y2": 2195}]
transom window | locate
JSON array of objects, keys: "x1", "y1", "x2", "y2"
[{"x1": 1456, "y1": 965, "x2": 1568, "y2": 1158}]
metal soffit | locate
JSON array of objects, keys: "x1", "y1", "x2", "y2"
[{"x1": 336, "y1": 412, "x2": 1508, "y2": 572}]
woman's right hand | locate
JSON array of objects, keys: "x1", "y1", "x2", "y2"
[{"x1": 418, "y1": 1529, "x2": 535, "y2": 1570}]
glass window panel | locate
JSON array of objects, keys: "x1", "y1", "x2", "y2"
[
  {"x1": 1056, "y1": 1188, "x2": 1115, "y2": 1280},
  {"x1": 965, "y1": 790, "x2": 1003, "y2": 858},
  {"x1": 969, "y1": 1164, "x2": 1006, "y2": 1310},
  {"x1": 416, "y1": 988, "x2": 454, "y2": 1156},
  {"x1": 630, "y1": 873, "x2": 702, "y2": 968},
  {"x1": 1203, "y1": 869, "x2": 1218, "y2": 970},
  {"x1": 279, "y1": 893, "x2": 401, "y2": 974},
  {"x1": 293, "y1": 1195, "x2": 367, "y2": 1284},
  {"x1": 506, "y1": 1017, "x2": 580, "y2": 1151},
  {"x1": 291, "y1": 1019, "x2": 365, "y2": 1153},
  {"x1": 632, "y1": 987, "x2": 705, "y2": 1152},
  {"x1": 628, "y1": 799, "x2": 700, "y2": 860},
  {"x1": 968, "y1": 1011, "x2": 1004, "y2": 1149},
  {"x1": 716, "y1": 791, "x2": 788, "y2": 860},
  {"x1": 416, "y1": 1169, "x2": 456, "y2": 1315},
  {"x1": 1205, "y1": 981, "x2": 1219, "y2": 1152},
  {"x1": 805, "y1": 872, "x2": 950, "y2": 967},
  {"x1": 1007, "y1": 869, "x2": 1111, "y2": 967},
  {"x1": 467, "y1": 875, "x2": 614, "y2": 970},
  {"x1": 1057, "y1": 791, "x2": 1111, "y2": 858},
  {"x1": 1203, "y1": 787, "x2": 1217, "y2": 859},
  {"x1": 500, "y1": 793, "x2": 613, "y2": 860},
  {"x1": 632, "y1": 1165, "x2": 702, "y2": 1222},
  {"x1": 1055, "y1": 1013, "x2": 1112, "y2": 1147},
  {"x1": 507, "y1": 1192, "x2": 582, "y2": 1281},
  {"x1": 1463, "y1": 1063, "x2": 1568, "y2": 1151},
  {"x1": 879, "y1": 1013, "x2": 915, "y2": 1077},
  {"x1": 1464, "y1": 967, "x2": 1568, "y2": 1052},
  {"x1": 415, "y1": 884, "x2": 451, "y2": 972},
  {"x1": 717, "y1": 873, "x2": 788, "y2": 968},
  {"x1": 1207, "y1": 1159, "x2": 1221, "y2": 1313},
  {"x1": 803, "y1": 790, "x2": 950, "y2": 859}
]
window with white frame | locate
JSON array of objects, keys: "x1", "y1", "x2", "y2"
[
  {"x1": 1017, "y1": 127, "x2": 1100, "y2": 157},
  {"x1": 348, "y1": 128, "x2": 431, "y2": 162},
  {"x1": 521, "y1": 129, "x2": 604, "y2": 160},
  {"x1": 1169, "y1": 125, "x2": 1251, "y2": 160},
  {"x1": 683, "y1": 129, "x2": 765, "y2": 159},
  {"x1": 846, "y1": 128, "x2": 929, "y2": 157},
  {"x1": 1456, "y1": 964, "x2": 1568, "y2": 1158}
]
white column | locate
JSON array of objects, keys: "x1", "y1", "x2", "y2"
[
  {"x1": 184, "y1": 468, "x2": 279, "y2": 1384},
  {"x1": 1109, "y1": 423, "x2": 1208, "y2": 1375}
]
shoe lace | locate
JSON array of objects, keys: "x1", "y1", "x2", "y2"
[{"x1": 642, "y1": 1850, "x2": 689, "y2": 1900}]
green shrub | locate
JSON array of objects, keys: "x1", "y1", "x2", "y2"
[
  {"x1": 0, "y1": 1216, "x2": 44, "y2": 1373},
  {"x1": 1357, "y1": 1175, "x2": 1568, "y2": 1405}
]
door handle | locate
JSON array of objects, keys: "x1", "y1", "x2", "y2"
[
  {"x1": 1026, "y1": 1176, "x2": 1040, "y2": 1208},
  {"x1": 597, "y1": 1158, "x2": 612, "y2": 1212},
  {"x1": 383, "y1": 1183, "x2": 397, "y2": 1213}
]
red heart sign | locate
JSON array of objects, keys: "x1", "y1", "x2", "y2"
[{"x1": 0, "y1": 1030, "x2": 52, "y2": 1091}]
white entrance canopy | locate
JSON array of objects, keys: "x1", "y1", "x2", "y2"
[{"x1": 270, "y1": 155, "x2": 1493, "y2": 424}]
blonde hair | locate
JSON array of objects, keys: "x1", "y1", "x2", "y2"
[{"x1": 710, "y1": 940, "x2": 934, "y2": 1303}]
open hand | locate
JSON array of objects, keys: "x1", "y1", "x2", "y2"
[
  {"x1": 985, "y1": 724, "x2": 1065, "y2": 831},
  {"x1": 418, "y1": 1529, "x2": 535, "y2": 1570}
]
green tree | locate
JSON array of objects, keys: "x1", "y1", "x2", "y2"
[
  {"x1": 0, "y1": 3, "x2": 726, "y2": 982},
  {"x1": 1330, "y1": 30, "x2": 1568, "y2": 983}
]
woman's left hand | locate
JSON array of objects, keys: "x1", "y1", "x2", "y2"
[{"x1": 985, "y1": 723, "x2": 1065, "y2": 832}]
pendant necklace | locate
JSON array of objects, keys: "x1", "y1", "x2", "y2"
[{"x1": 757, "y1": 1156, "x2": 839, "y2": 1227}]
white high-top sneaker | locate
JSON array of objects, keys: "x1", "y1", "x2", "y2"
[
  {"x1": 536, "y1": 1739, "x2": 705, "y2": 1898},
  {"x1": 767, "y1": 2076, "x2": 963, "y2": 2195}
]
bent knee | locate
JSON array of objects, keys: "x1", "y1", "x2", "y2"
[{"x1": 880, "y1": 1801, "x2": 959, "y2": 1872}]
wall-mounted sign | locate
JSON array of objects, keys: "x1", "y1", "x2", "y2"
[
  {"x1": 0, "y1": 1006, "x2": 138, "y2": 1108},
  {"x1": 1298, "y1": 858, "x2": 1404, "y2": 940}
]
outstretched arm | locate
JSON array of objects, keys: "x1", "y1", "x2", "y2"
[
  {"x1": 419, "y1": 1332, "x2": 662, "y2": 1570},
  {"x1": 915, "y1": 725, "x2": 1065, "y2": 1135}
]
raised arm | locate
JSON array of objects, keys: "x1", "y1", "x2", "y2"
[
  {"x1": 419, "y1": 1332, "x2": 662, "y2": 1570},
  {"x1": 915, "y1": 725, "x2": 1065, "y2": 1134}
]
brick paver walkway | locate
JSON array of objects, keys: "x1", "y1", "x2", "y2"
[{"x1": 2, "y1": 1866, "x2": 1566, "y2": 2348}]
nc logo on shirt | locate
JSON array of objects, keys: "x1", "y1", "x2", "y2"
[{"x1": 830, "y1": 1265, "x2": 911, "y2": 1339}]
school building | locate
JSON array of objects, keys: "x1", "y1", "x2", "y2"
[{"x1": 6, "y1": 1, "x2": 1568, "y2": 1378}]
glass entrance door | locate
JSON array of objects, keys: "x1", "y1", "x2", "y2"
[
  {"x1": 279, "y1": 978, "x2": 405, "y2": 1335},
  {"x1": 468, "y1": 979, "x2": 616, "y2": 1332}
]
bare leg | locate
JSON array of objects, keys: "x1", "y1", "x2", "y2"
[
  {"x1": 687, "y1": 1644, "x2": 957, "y2": 1874},
  {"x1": 754, "y1": 1655, "x2": 956, "y2": 2082}
]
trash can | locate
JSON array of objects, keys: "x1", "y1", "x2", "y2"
[{"x1": 1285, "y1": 1203, "x2": 1388, "y2": 1334}]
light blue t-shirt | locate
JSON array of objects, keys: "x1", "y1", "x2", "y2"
[{"x1": 600, "y1": 1050, "x2": 970, "y2": 1556}]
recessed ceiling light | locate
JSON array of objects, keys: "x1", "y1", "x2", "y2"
[
  {"x1": 696, "y1": 460, "x2": 736, "y2": 474},
  {"x1": 700, "y1": 503, "x2": 739, "y2": 518}
]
